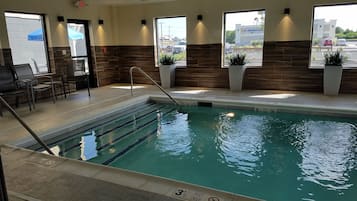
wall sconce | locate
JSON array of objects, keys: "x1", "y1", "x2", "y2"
[
  {"x1": 98, "y1": 19, "x2": 104, "y2": 25},
  {"x1": 57, "y1": 16, "x2": 64, "y2": 22},
  {"x1": 197, "y1": 14, "x2": 203, "y2": 21},
  {"x1": 141, "y1": 19, "x2": 146, "y2": 25},
  {"x1": 283, "y1": 8, "x2": 290, "y2": 15}
]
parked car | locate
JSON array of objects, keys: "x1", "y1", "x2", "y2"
[
  {"x1": 323, "y1": 39, "x2": 333, "y2": 46},
  {"x1": 336, "y1": 39, "x2": 347, "y2": 46}
]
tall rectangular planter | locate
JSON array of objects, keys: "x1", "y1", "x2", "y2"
[
  {"x1": 159, "y1": 64, "x2": 176, "y2": 88},
  {"x1": 323, "y1": 65, "x2": 343, "y2": 96},
  {"x1": 228, "y1": 65, "x2": 246, "y2": 91}
]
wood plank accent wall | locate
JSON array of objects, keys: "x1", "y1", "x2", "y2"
[
  {"x1": 176, "y1": 44, "x2": 228, "y2": 88},
  {"x1": 118, "y1": 46, "x2": 159, "y2": 84},
  {"x1": 341, "y1": 70, "x2": 357, "y2": 93},
  {"x1": 2, "y1": 42, "x2": 356, "y2": 95},
  {"x1": 92, "y1": 46, "x2": 120, "y2": 86},
  {"x1": 245, "y1": 41, "x2": 357, "y2": 93},
  {"x1": 0, "y1": 48, "x2": 13, "y2": 66},
  {"x1": 50, "y1": 47, "x2": 72, "y2": 77},
  {"x1": 116, "y1": 41, "x2": 356, "y2": 93},
  {"x1": 245, "y1": 41, "x2": 323, "y2": 92}
]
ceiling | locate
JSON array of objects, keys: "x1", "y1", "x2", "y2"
[{"x1": 85, "y1": 0, "x2": 176, "y2": 5}]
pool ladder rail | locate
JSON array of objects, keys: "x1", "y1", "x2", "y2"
[
  {"x1": 0, "y1": 95, "x2": 54, "y2": 155},
  {"x1": 129, "y1": 66, "x2": 179, "y2": 106}
]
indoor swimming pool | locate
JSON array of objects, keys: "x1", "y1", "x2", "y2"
[{"x1": 31, "y1": 101, "x2": 357, "y2": 201}]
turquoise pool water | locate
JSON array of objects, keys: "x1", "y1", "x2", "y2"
[{"x1": 38, "y1": 103, "x2": 357, "y2": 201}]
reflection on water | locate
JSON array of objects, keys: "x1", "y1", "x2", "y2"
[
  {"x1": 216, "y1": 114, "x2": 267, "y2": 176},
  {"x1": 293, "y1": 121, "x2": 357, "y2": 191},
  {"x1": 155, "y1": 112, "x2": 192, "y2": 156}
]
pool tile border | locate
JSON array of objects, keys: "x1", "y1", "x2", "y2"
[{"x1": 149, "y1": 95, "x2": 357, "y2": 118}]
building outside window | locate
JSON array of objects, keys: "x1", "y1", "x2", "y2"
[
  {"x1": 155, "y1": 17, "x2": 186, "y2": 66},
  {"x1": 311, "y1": 4, "x2": 357, "y2": 67},
  {"x1": 5, "y1": 12, "x2": 49, "y2": 74},
  {"x1": 224, "y1": 10, "x2": 265, "y2": 67}
]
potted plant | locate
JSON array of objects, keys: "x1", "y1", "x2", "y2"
[
  {"x1": 323, "y1": 51, "x2": 344, "y2": 96},
  {"x1": 159, "y1": 54, "x2": 176, "y2": 88},
  {"x1": 228, "y1": 53, "x2": 247, "y2": 91}
]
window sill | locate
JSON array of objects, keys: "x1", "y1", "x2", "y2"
[
  {"x1": 309, "y1": 66, "x2": 357, "y2": 70},
  {"x1": 222, "y1": 65, "x2": 263, "y2": 69},
  {"x1": 175, "y1": 66, "x2": 187, "y2": 69}
]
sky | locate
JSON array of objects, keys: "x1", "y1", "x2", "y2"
[
  {"x1": 225, "y1": 11, "x2": 264, "y2": 31},
  {"x1": 157, "y1": 17, "x2": 186, "y2": 39},
  {"x1": 314, "y1": 4, "x2": 357, "y2": 31}
]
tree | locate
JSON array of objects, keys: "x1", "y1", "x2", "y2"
[
  {"x1": 336, "y1": 28, "x2": 357, "y2": 39},
  {"x1": 335, "y1": 26, "x2": 344, "y2": 34},
  {"x1": 254, "y1": 17, "x2": 259, "y2": 25},
  {"x1": 344, "y1": 29, "x2": 353, "y2": 34},
  {"x1": 225, "y1": 30, "x2": 235, "y2": 44}
]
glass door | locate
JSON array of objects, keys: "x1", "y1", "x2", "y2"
[{"x1": 67, "y1": 20, "x2": 95, "y2": 87}]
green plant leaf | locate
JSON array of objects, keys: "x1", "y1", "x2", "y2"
[
  {"x1": 324, "y1": 51, "x2": 344, "y2": 66},
  {"x1": 159, "y1": 54, "x2": 176, "y2": 65},
  {"x1": 229, "y1": 53, "x2": 247, "y2": 65}
]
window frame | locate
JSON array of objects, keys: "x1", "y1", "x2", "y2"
[
  {"x1": 222, "y1": 9, "x2": 266, "y2": 68},
  {"x1": 4, "y1": 11, "x2": 51, "y2": 74},
  {"x1": 154, "y1": 15, "x2": 187, "y2": 67},
  {"x1": 309, "y1": 3, "x2": 357, "y2": 68}
]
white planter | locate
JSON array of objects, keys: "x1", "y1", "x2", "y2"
[
  {"x1": 159, "y1": 64, "x2": 176, "y2": 88},
  {"x1": 229, "y1": 65, "x2": 246, "y2": 91},
  {"x1": 323, "y1": 65, "x2": 343, "y2": 96}
]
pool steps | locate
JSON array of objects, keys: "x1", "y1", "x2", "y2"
[
  {"x1": 90, "y1": 107, "x2": 176, "y2": 164},
  {"x1": 102, "y1": 107, "x2": 177, "y2": 165},
  {"x1": 102, "y1": 128, "x2": 158, "y2": 165},
  {"x1": 35, "y1": 102, "x2": 157, "y2": 149},
  {"x1": 59, "y1": 104, "x2": 167, "y2": 160},
  {"x1": 95, "y1": 104, "x2": 168, "y2": 138},
  {"x1": 35, "y1": 102, "x2": 178, "y2": 166}
]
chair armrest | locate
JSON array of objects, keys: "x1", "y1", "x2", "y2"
[
  {"x1": 37, "y1": 76, "x2": 55, "y2": 86},
  {"x1": 16, "y1": 79, "x2": 33, "y2": 89},
  {"x1": 38, "y1": 75, "x2": 53, "y2": 81},
  {"x1": 16, "y1": 79, "x2": 32, "y2": 85}
]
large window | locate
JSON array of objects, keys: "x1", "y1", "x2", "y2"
[
  {"x1": 155, "y1": 17, "x2": 186, "y2": 66},
  {"x1": 5, "y1": 12, "x2": 49, "y2": 74},
  {"x1": 311, "y1": 4, "x2": 357, "y2": 67},
  {"x1": 224, "y1": 10, "x2": 265, "y2": 67}
]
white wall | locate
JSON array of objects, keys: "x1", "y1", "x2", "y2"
[
  {"x1": 112, "y1": 0, "x2": 357, "y2": 45},
  {"x1": 0, "y1": 0, "x2": 115, "y2": 48},
  {"x1": 1, "y1": 0, "x2": 357, "y2": 48}
]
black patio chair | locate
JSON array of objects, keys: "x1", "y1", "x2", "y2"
[
  {"x1": 0, "y1": 65, "x2": 32, "y2": 116},
  {"x1": 32, "y1": 58, "x2": 67, "y2": 99},
  {"x1": 12, "y1": 64, "x2": 55, "y2": 109}
]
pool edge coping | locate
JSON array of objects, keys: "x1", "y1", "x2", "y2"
[{"x1": 150, "y1": 95, "x2": 357, "y2": 117}]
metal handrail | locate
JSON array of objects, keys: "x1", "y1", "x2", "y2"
[
  {"x1": 0, "y1": 155, "x2": 8, "y2": 201},
  {"x1": 0, "y1": 96, "x2": 54, "y2": 155},
  {"x1": 129, "y1": 66, "x2": 179, "y2": 106}
]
